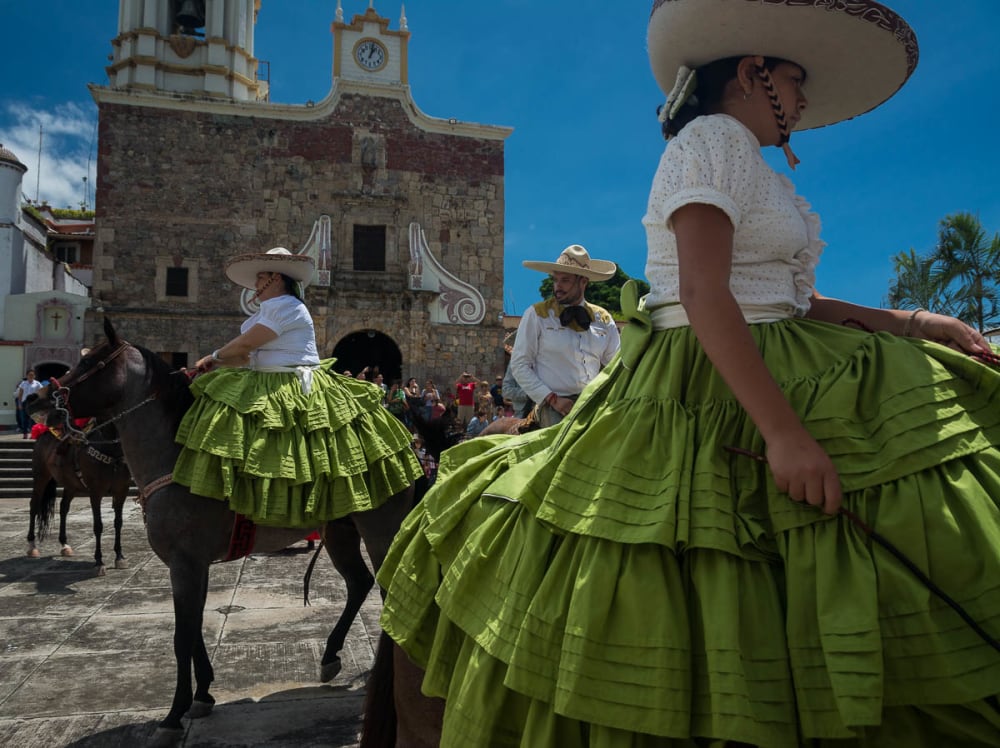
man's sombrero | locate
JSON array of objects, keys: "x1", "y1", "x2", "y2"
[
  {"x1": 647, "y1": 0, "x2": 919, "y2": 131},
  {"x1": 523, "y1": 245, "x2": 617, "y2": 282},
  {"x1": 225, "y1": 247, "x2": 315, "y2": 290}
]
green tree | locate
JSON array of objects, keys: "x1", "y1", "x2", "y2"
[
  {"x1": 933, "y1": 212, "x2": 1000, "y2": 332},
  {"x1": 887, "y1": 212, "x2": 1000, "y2": 332},
  {"x1": 538, "y1": 267, "x2": 650, "y2": 316},
  {"x1": 886, "y1": 248, "x2": 957, "y2": 317}
]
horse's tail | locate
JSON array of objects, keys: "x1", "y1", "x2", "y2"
[
  {"x1": 359, "y1": 630, "x2": 397, "y2": 748},
  {"x1": 32, "y1": 478, "x2": 58, "y2": 541},
  {"x1": 303, "y1": 537, "x2": 324, "y2": 606}
]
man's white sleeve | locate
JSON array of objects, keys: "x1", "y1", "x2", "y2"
[
  {"x1": 509, "y1": 307, "x2": 551, "y2": 405},
  {"x1": 601, "y1": 321, "x2": 622, "y2": 367}
]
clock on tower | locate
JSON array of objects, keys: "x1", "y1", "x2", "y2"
[{"x1": 332, "y1": 2, "x2": 409, "y2": 86}]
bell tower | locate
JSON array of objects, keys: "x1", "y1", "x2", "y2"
[{"x1": 107, "y1": 0, "x2": 267, "y2": 101}]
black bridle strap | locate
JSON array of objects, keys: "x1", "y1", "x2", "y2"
[{"x1": 58, "y1": 340, "x2": 132, "y2": 390}]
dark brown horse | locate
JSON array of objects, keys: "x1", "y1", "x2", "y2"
[
  {"x1": 27, "y1": 319, "x2": 416, "y2": 748},
  {"x1": 26, "y1": 420, "x2": 132, "y2": 576}
]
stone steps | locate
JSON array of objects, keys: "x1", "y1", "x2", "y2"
[{"x1": 0, "y1": 437, "x2": 138, "y2": 500}]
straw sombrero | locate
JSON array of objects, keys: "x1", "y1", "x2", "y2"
[
  {"x1": 225, "y1": 247, "x2": 315, "y2": 290},
  {"x1": 523, "y1": 245, "x2": 616, "y2": 282},
  {"x1": 647, "y1": 0, "x2": 918, "y2": 131}
]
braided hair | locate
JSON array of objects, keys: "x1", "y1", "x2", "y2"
[{"x1": 659, "y1": 56, "x2": 788, "y2": 140}]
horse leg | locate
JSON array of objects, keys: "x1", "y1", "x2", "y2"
[
  {"x1": 360, "y1": 631, "x2": 444, "y2": 748},
  {"x1": 89, "y1": 494, "x2": 106, "y2": 575},
  {"x1": 58, "y1": 489, "x2": 74, "y2": 557},
  {"x1": 319, "y1": 518, "x2": 374, "y2": 683},
  {"x1": 111, "y1": 491, "x2": 128, "y2": 569},
  {"x1": 151, "y1": 558, "x2": 215, "y2": 746}
]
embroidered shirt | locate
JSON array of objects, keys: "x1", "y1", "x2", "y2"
[
  {"x1": 642, "y1": 114, "x2": 824, "y2": 326},
  {"x1": 510, "y1": 297, "x2": 620, "y2": 405}
]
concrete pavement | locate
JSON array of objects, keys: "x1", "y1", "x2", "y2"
[{"x1": 0, "y1": 487, "x2": 383, "y2": 747}]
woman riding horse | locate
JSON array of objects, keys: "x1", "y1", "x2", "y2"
[{"x1": 174, "y1": 247, "x2": 422, "y2": 527}]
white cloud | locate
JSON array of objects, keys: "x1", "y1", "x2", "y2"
[{"x1": 0, "y1": 102, "x2": 98, "y2": 210}]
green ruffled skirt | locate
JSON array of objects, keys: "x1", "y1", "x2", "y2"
[
  {"x1": 377, "y1": 317, "x2": 1000, "y2": 747},
  {"x1": 173, "y1": 362, "x2": 421, "y2": 527}
]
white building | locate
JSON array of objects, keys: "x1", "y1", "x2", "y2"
[{"x1": 0, "y1": 144, "x2": 92, "y2": 427}]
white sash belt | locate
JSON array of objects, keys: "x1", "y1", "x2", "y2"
[
  {"x1": 250, "y1": 364, "x2": 319, "y2": 394},
  {"x1": 650, "y1": 303, "x2": 797, "y2": 330}
]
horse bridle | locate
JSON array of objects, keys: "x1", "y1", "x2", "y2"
[{"x1": 47, "y1": 340, "x2": 154, "y2": 443}]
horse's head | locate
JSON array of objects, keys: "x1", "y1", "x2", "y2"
[{"x1": 26, "y1": 318, "x2": 138, "y2": 427}]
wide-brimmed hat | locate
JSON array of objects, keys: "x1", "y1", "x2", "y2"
[
  {"x1": 523, "y1": 245, "x2": 616, "y2": 282},
  {"x1": 225, "y1": 247, "x2": 315, "y2": 290},
  {"x1": 648, "y1": 0, "x2": 918, "y2": 131}
]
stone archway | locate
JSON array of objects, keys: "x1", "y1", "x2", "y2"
[{"x1": 331, "y1": 330, "x2": 403, "y2": 384}]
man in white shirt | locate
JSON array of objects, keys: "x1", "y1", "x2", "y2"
[
  {"x1": 510, "y1": 245, "x2": 621, "y2": 428},
  {"x1": 14, "y1": 369, "x2": 43, "y2": 438}
]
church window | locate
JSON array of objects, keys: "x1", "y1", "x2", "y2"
[
  {"x1": 53, "y1": 243, "x2": 79, "y2": 264},
  {"x1": 353, "y1": 225, "x2": 386, "y2": 271},
  {"x1": 155, "y1": 257, "x2": 199, "y2": 303},
  {"x1": 165, "y1": 267, "x2": 189, "y2": 296}
]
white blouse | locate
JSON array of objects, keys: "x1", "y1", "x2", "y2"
[
  {"x1": 242, "y1": 295, "x2": 321, "y2": 368},
  {"x1": 642, "y1": 114, "x2": 824, "y2": 327}
]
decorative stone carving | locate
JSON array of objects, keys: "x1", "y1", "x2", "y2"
[{"x1": 408, "y1": 222, "x2": 485, "y2": 325}]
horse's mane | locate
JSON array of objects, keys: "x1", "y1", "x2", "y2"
[{"x1": 132, "y1": 343, "x2": 195, "y2": 428}]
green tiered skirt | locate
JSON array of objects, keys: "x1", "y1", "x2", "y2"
[
  {"x1": 173, "y1": 362, "x2": 421, "y2": 527},
  {"x1": 377, "y1": 317, "x2": 1000, "y2": 747}
]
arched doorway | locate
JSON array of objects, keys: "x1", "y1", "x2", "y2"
[
  {"x1": 331, "y1": 331, "x2": 403, "y2": 383},
  {"x1": 34, "y1": 361, "x2": 71, "y2": 383}
]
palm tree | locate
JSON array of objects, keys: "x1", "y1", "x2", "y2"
[
  {"x1": 934, "y1": 212, "x2": 1000, "y2": 331},
  {"x1": 887, "y1": 247, "x2": 954, "y2": 314}
]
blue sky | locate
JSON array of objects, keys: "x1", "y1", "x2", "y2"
[{"x1": 1, "y1": 1, "x2": 998, "y2": 315}]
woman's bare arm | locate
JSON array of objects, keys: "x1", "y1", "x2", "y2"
[
  {"x1": 673, "y1": 203, "x2": 842, "y2": 514},
  {"x1": 194, "y1": 324, "x2": 278, "y2": 370}
]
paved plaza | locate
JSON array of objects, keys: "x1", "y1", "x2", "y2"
[{"x1": 0, "y1": 483, "x2": 383, "y2": 747}]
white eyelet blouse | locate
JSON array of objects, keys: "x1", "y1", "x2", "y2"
[{"x1": 642, "y1": 114, "x2": 824, "y2": 328}]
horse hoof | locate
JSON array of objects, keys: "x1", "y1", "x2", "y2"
[
  {"x1": 26, "y1": 547, "x2": 40, "y2": 558},
  {"x1": 115, "y1": 558, "x2": 129, "y2": 570},
  {"x1": 96, "y1": 565, "x2": 107, "y2": 577},
  {"x1": 149, "y1": 726, "x2": 184, "y2": 748},
  {"x1": 320, "y1": 656, "x2": 342, "y2": 683},
  {"x1": 187, "y1": 700, "x2": 214, "y2": 719},
  {"x1": 61, "y1": 545, "x2": 74, "y2": 557}
]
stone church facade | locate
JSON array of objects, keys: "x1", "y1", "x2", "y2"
[{"x1": 88, "y1": 1, "x2": 511, "y2": 385}]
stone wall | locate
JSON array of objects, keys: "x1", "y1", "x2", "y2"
[{"x1": 89, "y1": 93, "x2": 507, "y2": 384}]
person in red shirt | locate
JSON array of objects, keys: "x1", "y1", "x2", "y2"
[{"x1": 454, "y1": 372, "x2": 478, "y2": 426}]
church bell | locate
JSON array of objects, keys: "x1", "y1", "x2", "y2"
[{"x1": 175, "y1": 0, "x2": 206, "y2": 32}]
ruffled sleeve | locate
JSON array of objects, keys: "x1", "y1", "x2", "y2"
[
  {"x1": 253, "y1": 296, "x2": 303, "y2": 336},
  {"x1": 645, "y1": 114, "x2": 761, "y2": 232}
]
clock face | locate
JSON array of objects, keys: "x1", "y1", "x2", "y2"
[{"x1": 354, "y1": 38, "x2": 387, "y2": 71}]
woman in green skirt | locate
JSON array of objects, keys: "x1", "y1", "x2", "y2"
[
  {"x1": 173, "y1": 247, "x2": 421, "y2": 527},
  {"x1": 375, "y1": 1, "x2": 1000, "y2": 746}
]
